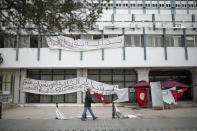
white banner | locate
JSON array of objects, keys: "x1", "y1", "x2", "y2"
[
  {"x1": 114, "y1": 88, "x2": 129, "y2": 103},
  {"x1": 46, "y1": 36, "x2": 124, "y2": 51},
  {"x1": 150, "y1": 82, "x2": 164, "y2": 109},
  {"x1": 22, "y1": 77, "x2": 118, "y2": 95},
  {"x1": 162, "y1": 87, "x2": 177, "y2": 105},
  {"x1": 56, "y1": 107, "x2": 65, "y2": 120}
]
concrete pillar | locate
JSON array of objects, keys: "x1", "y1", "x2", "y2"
[
  {"x1": 14, "y1": 70, "x2": 20, "y2": 104},
  {"x1": 191, "y1": 68, "x2": 197, "y2": 102},
  {"x1": 135, "y1": 68, "x2": 151, "y2": 103},
  {"x1": 135, "y1": 68, "x2": 150, "y2": 82},
  {"x1": 82, "y1": 69, "x2": 88, "y2": 103},
  {"x1": 82, "y1": 68, "x2": 88, "y2": 77},
  {"x1": 19, "y1": 69, "x2": 26, "y2": 104},
  {"x1": 77, "y1": 69, "x2": 83, "y2": 104},
  {"x1": 76, "y1": 68, "x2": 88, "y2": 104}
]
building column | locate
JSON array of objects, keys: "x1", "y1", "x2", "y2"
[
  {"x1": 135, "y1": 68, "x2": 151, "y2": 103},
  {"x1": 82, "y1": 69, "x2": 87, "y2": 103},
  {"x1": 19, "y1": 69, "x2": 26, "y2": 104},
  {"x1": 191, "y1": 68, "x2": 197, "y2": 102},
  {"x1": 13, "y1": 70, "x2": 20, "y2": 104},
  {"x1": 135, "y1": 68, "x2": 150, "y2": 82},
  {"x1": 76, "y1": 68, "x2": 88, "y2": 104},
  {"x1": 77, "y1": 69, "x2": 83, "y2": 104}
]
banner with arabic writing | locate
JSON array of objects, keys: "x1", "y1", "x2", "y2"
[
  {"x1": 22, "y1": 77, "x2": 119, "y2": 95},
  {"x1": 46, "y1": 36, "x2": 124, "y2": 51}
]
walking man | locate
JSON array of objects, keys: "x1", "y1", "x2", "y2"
[{"x1": 81, "y1": 88, "x2": 98, "y2": 121}]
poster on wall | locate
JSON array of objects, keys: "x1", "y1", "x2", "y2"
[
  {"x1": 46, "y1": 36, "x2": 124, "y2": 51},
  {"x1": 22, "y1": 77, "x2": 119, "y2": 95}
]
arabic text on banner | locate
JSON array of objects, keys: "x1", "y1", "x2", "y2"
[
  {"x1": 22, "y1": 77, "x2": 119, "y2": 95},
  {"x1": 46, "y1": 36, "x2": 124, "y2": 51}
]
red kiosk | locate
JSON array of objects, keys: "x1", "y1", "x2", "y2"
[{"x1": 161, "y1": 79, "x2": 190, "y2": 102}]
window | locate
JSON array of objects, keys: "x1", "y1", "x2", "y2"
[
  {"x1": 166, "y1": 36, "x2": 183, "y2": 47},
  {"x1": 19, "y1": 36, "x2": 29, "y2": 48},
  {"x1": 73, "y1": 35, "x2": 80, "y2": 40},
  {"x1": 176, "y1": 4, "x2": 181, "y2": 7},
  {"x1": 93, "y1": 35, "x2": 101, "y2": 40},
  {"x1": 131, "y1": 35, "x2": 141, "y2": 47},
  {"x1": 27, "y1": 69, "x2": 77, "y2": 103},
  {"x1": 152, "y1": 4, "x2": 158, "y2": 7},
  {"x1": 30, "y1": 36, "x2": 38, "y2": 48},
  {"x1": 4, "y1": 35, "x2": 16, "y2": 48},
  {"x1": 42, "y1": 36, "x2": 49, "y2": 48},
  {"x1": 0, "y1": 71, "x2": 15, "y2": 103},
  {"x1": 155, "y1": 36, "x2": 163, "y2": 47},
  {"x1": 146, "y1": 36, "x2": 163, "y2": 47},
  {"x1": 166, "y1": 4, "x2": 171, "y2": 7},
  {"x1": 182, "y1": 4, "x2": 187, "y2": 7},
  {"x1": 125, "y1": 35, "x2": 131, "y2": 46},
  {"x1": 131, "y1": 4, "x2": 135, "y2": 7},
  {"x1": 88, "y1": 69, "x2": 137, "y2": 103},
  {"x1": 173, "y1": 36, "x2": 183, "y2": 47},
  {"x1": 166, "y1": 36, "x2": 173, "y2": 47},
  {"x1": 108, "y1": 35, "x2": 118, "y2": 38},
  {"x1": 104, "y1": 35, "x2": 108, "y2": 38},
  {"x1": 137, "y1": 4, "x2": 143, "y2": 7},
  {"x1": 186, "y1": 35, "x2": 195, "y2": 47},
  {"x1": 146, "y1": 36, "x2": 154, "y2": 47},
  {"x1": 146, "y1": 4, "x2": 150, "y2": 7},
  {"x1": 81, "y1": 35, "x2": 92, "y2": 40},
  {"x1": 0, "y1": 35, "x2": 4, "y2": 48},
  {"x1": 195, "y1": 36, "x2": 197, "y2": 47},
  {"x1": 124, "y1": 35, "x2": 141, "y2": 47},
  {"x1": 160, "y1": 4, "x2": 164, "y2": 7}
]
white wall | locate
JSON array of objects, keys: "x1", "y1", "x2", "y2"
[{"x1": 0, "y1": 47, "x2": 197, "y2": 69}]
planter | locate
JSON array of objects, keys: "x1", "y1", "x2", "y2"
[
  {"x1": 153, "y1": 106, "x2": 163, "y2": 110},
  {"x1": 164, "y1": 105, "x2": 169, "y2": 109},
  {"x1": 169, "y1": 104, "x2": 175, "y2": 109}
]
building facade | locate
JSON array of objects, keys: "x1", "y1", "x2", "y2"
[{"x1": 0, "y1": 0, "x2": 197, "y2": 104}]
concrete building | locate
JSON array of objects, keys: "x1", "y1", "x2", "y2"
[{"x1": 0, "y1": 0, "x2": 197, "y2": 104}]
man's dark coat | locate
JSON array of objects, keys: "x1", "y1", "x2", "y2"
[{"x1": 84, "y1": 91, "x2": 94, "y2": 107}]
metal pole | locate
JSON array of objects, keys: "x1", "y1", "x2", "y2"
[
  {"x1": 16, "y1": 28, "x2": 19, "y2": 61},
  {"x1": 122, "y1": 28, "x2": 125, "y2": 60},
  {"x1": 112, "y1": 95, "x2": 115, "y2": 119},
  {"x1": 143, "y1": 27, "x2": 147, "y2": 60},
  {"x1": 0, "y1": 102, "x2": 2, "y2": 119},
  {"x1": 37, "y1": 30, "x2": 41, "y2": 61}
]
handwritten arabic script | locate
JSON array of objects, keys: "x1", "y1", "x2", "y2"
[
  {"x1": 46, "y1": 36, "x2": 124, "y2": 51},
  {"x1": 22, "y1": 77, "x2": 119, "y2": 95}
]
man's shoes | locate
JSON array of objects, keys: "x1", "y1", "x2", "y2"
[
  {"x1": 93, "y1": 117, "x2": 98, "y2": 120},
  {"x1": 81, "y1": 118, "x2": 87, "y2": 121}
]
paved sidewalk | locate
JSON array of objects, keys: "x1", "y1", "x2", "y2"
[
  {"x1": 1, "y1": 118, "x2": 197, "y2": 130},
  {"x1": 1, "y1": 102, "x2": 197, "y2": 130},
  {"x1": 2, "y1": 103, "x2": 197, "y2": 119}
]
